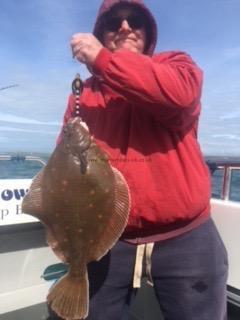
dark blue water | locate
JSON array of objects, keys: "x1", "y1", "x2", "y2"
[
  {"x1": 0, "y1": 155, "x2": 239, "y2": 202},
  {"x1": 0, "y1": 155, "x2": 48, "y2": 179}
]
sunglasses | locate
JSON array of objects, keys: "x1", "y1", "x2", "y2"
[{"x1": 104, "y1": 14, "x2": 145, "y2": 32}]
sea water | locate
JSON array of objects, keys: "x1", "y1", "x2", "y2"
[{"x1": 0, "y1": 154, "x2": 239, "y2": 202}]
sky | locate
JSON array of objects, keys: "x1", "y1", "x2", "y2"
[{"x1": 0, "y1": 0, "x2": 240, "y2": 156}]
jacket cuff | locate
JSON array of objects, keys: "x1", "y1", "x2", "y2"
[{"x1": 92, "y1": 48, "x2": 112, "y2": 75}]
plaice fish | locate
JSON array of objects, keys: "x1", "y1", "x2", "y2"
[{"x1": 22, "y1": 117, "x2": 130, "y2": 320}]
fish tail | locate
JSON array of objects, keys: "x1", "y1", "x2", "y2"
[{"x1": 47, "y1": 270, "x2": 89, "y2": 319}]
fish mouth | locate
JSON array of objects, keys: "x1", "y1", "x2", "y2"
[
  {"x1": 80, "y1": 121, "x2": 89, "y2": 132},
  {"x1": 71, "y1": 117, "x2": 89, "y2": 132},
  {"x1": 72, "y1": 153, "x2": 88, "y2": 174}
]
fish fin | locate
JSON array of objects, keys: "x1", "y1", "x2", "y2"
[
  {"x1": 21, "y1": 170, "x2": 44, "y2": 217},
  {"x1": 47, "y1": 270, "x2": 89, "y2": 319},
  {"x1": 90, "y1": 167, "x2": 131, "y2": 261},
  {"x1": 46, "y1": 229, "x2": 67, "y2": 263}
]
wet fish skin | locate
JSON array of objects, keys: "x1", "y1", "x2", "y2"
[
  {"x1": 22, "y1": 117, "x2": 130, "y2": 319},
  {"x1": 61, "y1": 119, "x2": 91, "y2": 174}
]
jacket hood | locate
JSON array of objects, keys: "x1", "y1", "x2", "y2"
[{"x1": 93, "y1": 0, "x2": 157, "y2": 56}]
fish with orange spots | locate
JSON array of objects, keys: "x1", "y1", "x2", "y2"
[{"x1": 22, "y1": 117, "x2": 130, "y2": 319}]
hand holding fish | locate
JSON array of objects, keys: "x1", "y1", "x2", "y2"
[{"x1": 71, "y1": 33, "x2": 103, "y2": 65}]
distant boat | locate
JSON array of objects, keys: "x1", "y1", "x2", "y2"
[{"x1": 0, "y1": 84, "x2": 19, "y2": 91}]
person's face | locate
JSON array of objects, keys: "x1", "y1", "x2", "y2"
[{"x1": 102, "y1": 6, "x2": 147, "y2": 54}]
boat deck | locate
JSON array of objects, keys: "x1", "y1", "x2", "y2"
[{"x1": 1, "y1": 280, "x2": 239, "y2": 320}]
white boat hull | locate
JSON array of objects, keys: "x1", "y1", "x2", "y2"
[
  {"x1": 0, "y1": 245, "x2": 58, "y2": 314},
  {"x1": 211, "y1": 199, "x2": 240, "y2": 307}
]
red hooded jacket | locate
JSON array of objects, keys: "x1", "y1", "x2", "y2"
[{"x1": 58, "y1": 0, "x2": 211, "y2": 244}]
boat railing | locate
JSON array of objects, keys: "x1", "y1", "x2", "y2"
[
  {"x1": 0, "y1": 155, "x2": 46, "y2": 166},
  {"x1": 207, "y1": 161, "x2": 240, "y2": 202},
  {"x1": 209, "y1": 160, "x2": 240, "y2": 308}
]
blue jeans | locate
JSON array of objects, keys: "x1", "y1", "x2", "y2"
[
  {"x1": 151, "y1": 218, "x2": 228, "y2": 320},
  {"x1": 49, "y1": 218, "x2": 228, "y2": 320}
]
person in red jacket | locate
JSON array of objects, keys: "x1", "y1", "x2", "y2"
[{"x1": 56, "y1": 1, "x2": 228, "y2": 319}]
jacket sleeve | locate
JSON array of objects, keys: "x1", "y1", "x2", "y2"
[{"x1": 92, "y1": 48, "x2": 203, "y2": 114}]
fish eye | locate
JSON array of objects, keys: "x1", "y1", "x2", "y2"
[
  {"x1": 67, "y1": 123, "x2": 73, "y2": 130},
  {"x1": 63, "y1": 126, "x2": 73, "y2": 138},
  {"x1": 64, "y1": 123, "x2": 74, "y2": 134},
  {"x1": 63, "y1": 127, "x2": 68, "y2": 134}
]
